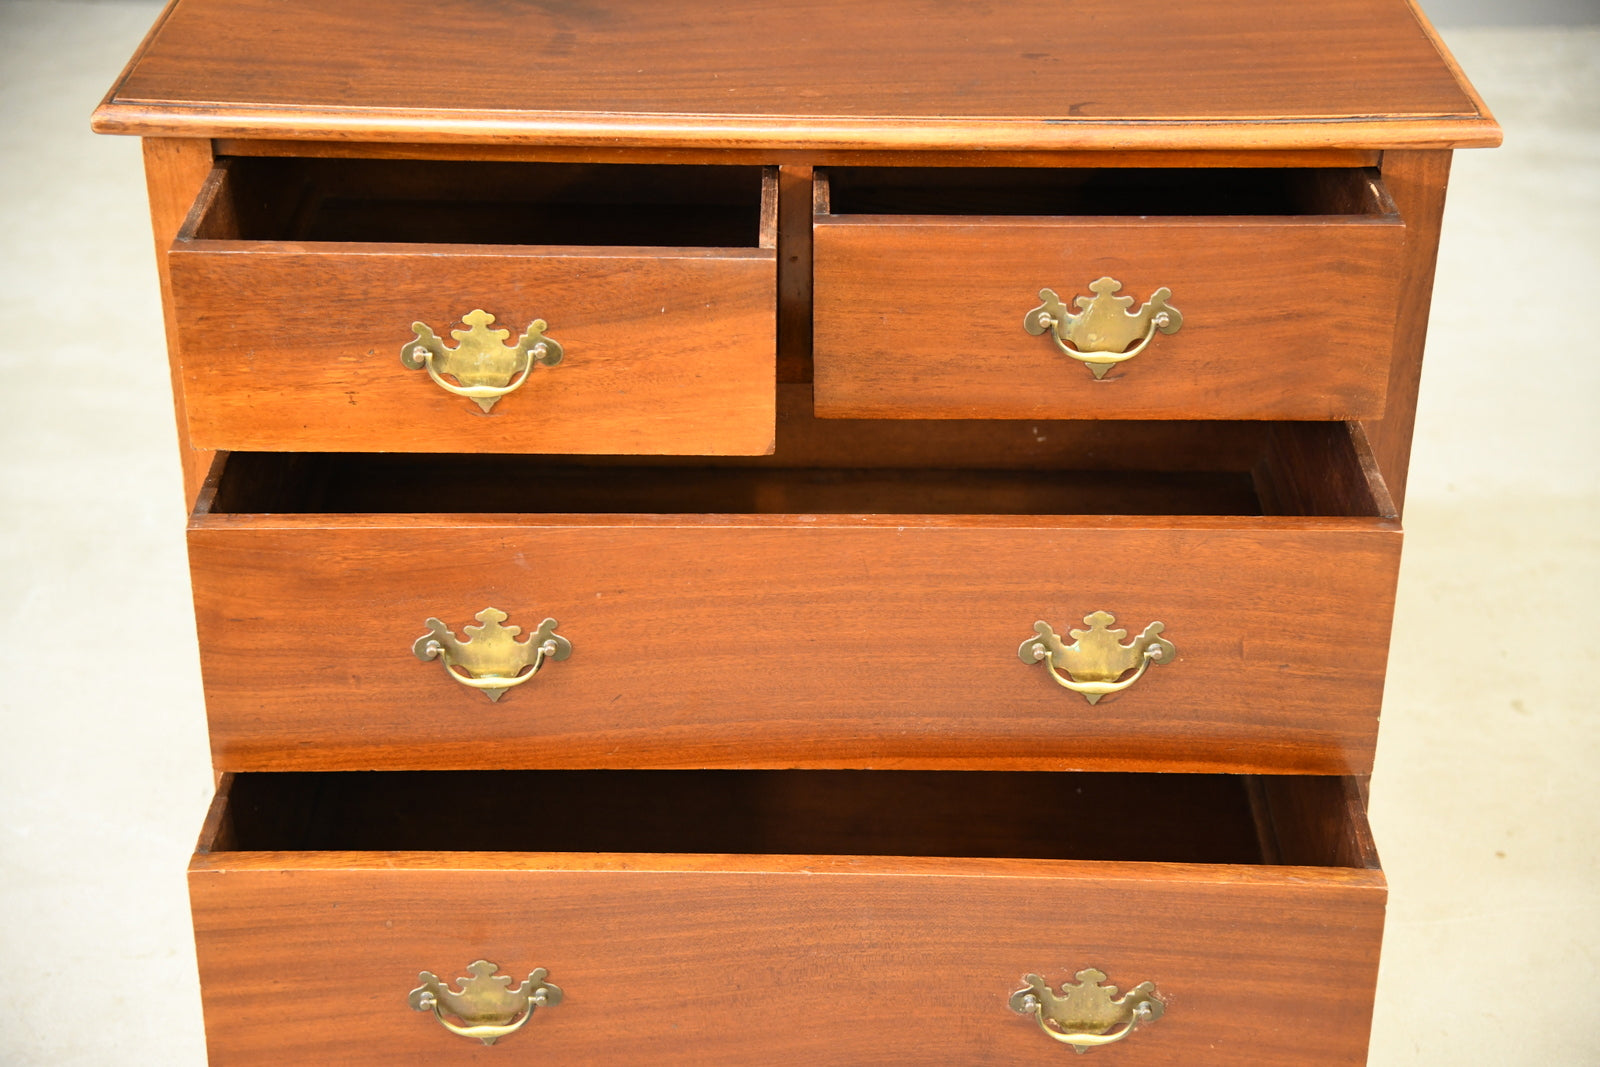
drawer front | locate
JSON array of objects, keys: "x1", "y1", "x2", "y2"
[
  {"x1": 168, "y1": 159, "x2": 779, "y2": 455},
  {"x1": 190, "y1": 514, "x2": 1399, "y2": 775},
  {"x1": 814, "y1": 209, "x2": 1404, "y2": 422},
  {"x1": 170, "y1": 246, "x2": 776, "y2": 455},
  {"x1": 190, "y1": 772, "x2": 1385, "y2": 1065}
]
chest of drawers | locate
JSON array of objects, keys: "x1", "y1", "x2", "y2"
[{"x1": 96, "y1": 0, "x2": 1497, "y2": 1061}]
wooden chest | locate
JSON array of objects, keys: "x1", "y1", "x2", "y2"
[{"x1": 95, "y1": 0, "x2": 1497, "y2": 1060}]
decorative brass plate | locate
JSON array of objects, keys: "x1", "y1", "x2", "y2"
[
  {"x1": 1020, "y1": 612, "x2": 1174, "y2": 704},
  {"x1": 1010, "y1": 969, "x2": 1164, "y2": 1052},
  {"x1": 1023, "y1": 278, "x2": 1181, "y2": 378},
  {"x1": 401, "y1": 308, "x2": 563, "y2": 412},
  {"x1": 413, "y1": 607, "x2": 571, "y2": 702},
  {"x1": 409, "y1": 960, "x2": 563, "y2": 1046}
]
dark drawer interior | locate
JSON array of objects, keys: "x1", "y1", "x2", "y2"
[
  {"x1": 186, "y1": 157, "x2": 771, "y2": 247},
  {"x1": 213, "y1": 456, "x2": 1260, "y2": 515},
  {"x1": 820, "y1": 166, "x2": 1395, "y2": 217},
  {"x1": 209, "y1": 770, "x2": 1377, "y2": 870},
  {"x1": 204, "y1": 419, "x2": 1390, "y2": 519}
]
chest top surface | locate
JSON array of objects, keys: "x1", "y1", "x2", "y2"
[{"x1": 95, "y1": 0, "x2": 1498, "y2": 150}]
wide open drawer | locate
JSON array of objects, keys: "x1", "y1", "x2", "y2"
[
  {"x1": 813, "y1": 167, "x2": 1405, "y2": 421},
  {"x1": 191, "y1": 769, "x2": 1384, "y2": 1065},
  {"x1": 189, "y1": 411, "x2": 1399, "y2": 774},
  {"x1": 169, "y1": 158, "x2": 777, "y2": 455}
]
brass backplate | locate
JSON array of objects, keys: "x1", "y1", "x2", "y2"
[
  {"x1": 1020, "y1": 612, "x2": 1174, "y2": 704},
  {"x1": 413, "y1": 607, "x2": 572, "y2": 701},
  {"x1": 1024, "y1": 278, "x2": 1181, "y2": 378},
  {"x1": 401, "y1": 308, "x2": 562, "y2": 411},
  {"x1": 1010, "y1": 968, "x2": 1164, "y2": 1052},
  {"x1": 409, "y1": 960, "x2": 563, "y2": 1046}
]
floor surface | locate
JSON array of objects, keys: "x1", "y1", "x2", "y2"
[{"x1": 1, "y1": 3, "x2": 1595, "y2": 1063}]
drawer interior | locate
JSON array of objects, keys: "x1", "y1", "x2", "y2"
[
  {"x1": 203, "y1": 418, "x2": 1391, "y2": 519},
  {"x1": 206, "y1": 770, "x2": 1376, "y2": 870},
  {"x1": 818, "y1": 166, "x2": 1395, "y2": 217},
  {"x1": 183, "y1": 157, "x2": 774, "y2": 248}
]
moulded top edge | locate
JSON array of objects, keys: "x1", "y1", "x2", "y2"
[
  {"x1": 91, "y1": 102, "x2": 1503, "y2": 152},
  {"x1": 92, "y1": 0, "x2": 1501, "y2": 150}
]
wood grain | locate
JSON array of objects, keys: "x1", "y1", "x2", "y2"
[
  {"x1": 756, "y1": 385, "x2": 1272, "y2": 471},
  {"x1": 814, "y1": 175, "x2": 1405, "y2": 421},
  {"x1": 91, "y1": 3, "x2": 1499, "y2": 1060},
  {"x1": 141, "y1": 137, "x2": 214, "y2": 509},
  {"x1": 167, "y1": 155, "x2": 778, "y2": 455},
  {"x1": 1257, "y1": 775, "x2": 1382, "y2": 871},
  {"x1": 776, "y1": 165, "x2": 814, "y2": 383},
  {"x1": 1255, "y1": 422, "x2": 1397, "y2": 520},
  {"x1": 213, "y1": 139, "x2": 1387, "y2": 170},
  {"x1": 189, "y1": 772, "x2": 1384, "y2": 1065},
  {"x1": 1363, "y1": 149, "x2": 1453, "y2": 513},
  {"x1": 188, "y1": 440, "x2": 1399, "y2": 775},
  {"x1": 171, "y1": 246, "x2": 775, "y2": 454},
  {"x1": 193, "y1": 389, "x2": 1275, "y2": 479},
  {"x1": 93, "y1": 0, "x2": 1497, "y2": 150},
  {"x1": 170, "y1": 158, "x2": 776, "y2": 455}
]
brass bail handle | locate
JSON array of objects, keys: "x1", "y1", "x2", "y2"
[
  {"x1": 1009, "y1": 969, "x2": 1165, "y2": 1053},
  {"x1": 1024, "y1": 277, "x2": 1181, "y2": 379},
  {"x1": 409, "y1": 960, "x2": 563, "y2": 1046},
  {"x1": 401, "y1": 308, "x2": 563, "y2": 412},
  {"x1": 413, "y1": 607, "x2": 572, "y2": 703},
  {"x1": 1020, "y1": 612, "x2": 1174, "y2": 704}
]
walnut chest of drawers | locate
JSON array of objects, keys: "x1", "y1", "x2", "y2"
[{"x1": 95, "y1": 0, "x2": 1498, "y2": 1061}]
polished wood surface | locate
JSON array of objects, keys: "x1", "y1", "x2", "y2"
[
  {"x1": 1256, "y1": 776, "x2": 1381, "y2": 870},
  {"x1": 775, "y1": 165, "x2": 814, "y2": 383},
  {"x1": 141, "y1": 137, "x2": 214, "y2": 508},
  {"x1": 188, "y1": 425, "x2": 1398, "y2": 775},
  {"x1": 169, "y1": 160, "x2": 778, "y2": 455},
  {"x1": 534, "y1": 385, "x2": 1274, "y2": 473},
  {"x1": 95, "y1": 0, "x2": 1496, "y2": 150},
  {"x1": 190, "y1": 771, "x2": 1384, "y2": 1064},
  {"x1": 1364, "y1": 150, "x2": 1454, "y2": 513},
  {"x1": 814, "y1": 168, "x2": 1404, "y2": 421},
  {"x1": 215, "y1": 139, "x2": 1388, "y2": 170},
  {"x1": 760, "y1": 386, "x2": 1272, "y2": 471},
  {"x1": 1256, "y1": 422, "x2": 1399, "y2": 521},
  {"x1": 91, "y1": 0, "x2": 1501, "y2": 1059}
]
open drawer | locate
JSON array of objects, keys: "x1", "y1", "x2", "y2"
[
  {"x1": 188, "y1": 407, "x2": 1400, "y2": 775},
  {"x1": 813, "y1": 166, "x2": 1405, "y2": 421},
  {"x1": 169, "y1": 158, "x2": 777, "y2": 455},
  {"x1": 191, "y1": 769, "x2": 1384, "y2": 1064}
]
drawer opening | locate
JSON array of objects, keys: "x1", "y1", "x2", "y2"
[
  {"x1": 816, "y1": 166, "x2": 1394, "y2": 218},
  {"x1": 182, "y1": 157, "x2": 775, "y2": 248},
  {"x1": 200, "y1": 420, "x2": 1391, "y2": 519},
  {"x1": 204, "y1": 771, "x2": 1377, "y2": 870}
]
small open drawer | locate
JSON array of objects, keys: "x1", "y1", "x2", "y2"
[
  {"x1": 169, "y1": 158, "x2": 778, "y2": 455},
  {"x1": 191, "y1": 769, "x2": 1384, "y2": 1064},
  {"x1": 813, "y1": 167, "x2": 1405, "y2": 421},
  {"x1": 188, "y1": 410, "x2": 1400, "y2": 775}
]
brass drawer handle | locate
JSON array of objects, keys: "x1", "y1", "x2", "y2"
[
  {"x1": 413, "y1": 607, "x2": 571, "y2": 702},
  {"x1": 1010, "y1": 969, "x2": 1164, "y2": 1052},
  {"x1": 401, "y1": 308, "x2": 563, "y2": 412},
  {"x1": 1023, "y1": 278, "x2": 1181, "y2": 378},
  {"x1": 1019, "y1": 612, "x2": 1174, "y2": 704},
  {"x1": 409, "y1": 960, "x2": 562, "y2": 1046}
]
